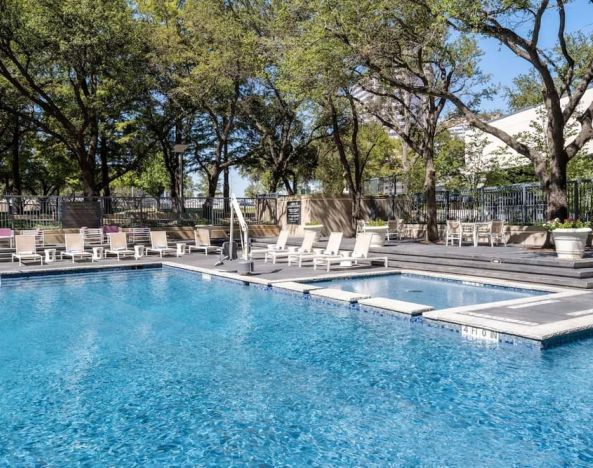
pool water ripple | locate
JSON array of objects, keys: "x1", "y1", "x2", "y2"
[{"x1": 0, "y1": 268, "x2": 591, "y2": 465}]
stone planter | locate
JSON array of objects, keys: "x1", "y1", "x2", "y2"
[
  {"x1": 304, "y1": 224, "x2": 323, "y2": 241},
  {"x1": 552, "y1": 228, "x2": 592, "y2": 260},
  {"x1": 363, "y1": 226, "x2": 388, "y2": 247}
]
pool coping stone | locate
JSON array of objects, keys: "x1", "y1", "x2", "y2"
[
  {"x1": 272, "y1": 281, "x2": 323, "y2": 293},
  {"x1": 358, "y1": 297, "x2": 433, "y2": 316},
  {"x1": 309, "y1": 288, "x2": 371, "y2": 303}
]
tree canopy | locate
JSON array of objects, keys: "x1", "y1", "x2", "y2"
[{"x1": 1, "y1": 0, "x2": 592, "y2": 225}]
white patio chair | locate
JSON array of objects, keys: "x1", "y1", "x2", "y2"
[
  {"x1": 249, "y1": 230, "x2": 289, "y2": 259},
  {"x1": 127, "y1": 227, "x2": 151, "y2": 244},
  {"x1": 60, "y1": 234, "x2": 92, "y2": 263},
  {"x1": 475, "y1": 221, "x2": 495, "y2": 246},
  {"x1": 313, "y1": 232, "x2": 388, "y2": 272},
  {"x1": 80, "y1": 227, "x2": 104, "y2": 246},
  {"x1": 288, "y1": 232, "x2": 343, "y2": 267},
  {"x1": 356, "y1": 220, "x2": 366, "y2": 234},
  {"x1": 445, "y1": 220, "x2": 461, "y2": 246},
  {"x1": 445, "y1": 220, "x2": 474, "y2": 246},
  {"x1": 491, "y1": 220, "x2": 507, "y2": 246},
  {"x1": 105, "y1": 232, "x2": 135, "y2": 260},
  {"x1": 385, "y1": 219, "x2": 401, "y2": 241},
  {"x1": 188, "y1": 229, "x2": 222, "y2": 255},
  {"x1": 146, "y1": 231, "x2": 176, "y2": 257},
  {"x1": 265, "y1": 230, "x2": 316, "y2": 264},
  {"x1": 0, "y1": 228, "x2": 14, "y2": 248},
  {"x1": 12, "y1": 235, "x2": 43, "y2": 266}
]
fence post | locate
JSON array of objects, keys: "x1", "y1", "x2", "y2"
[
  {"x1": 57, "y1": 196, "x2": 62, "y2": 228},
  {"x1": 480, "y1": 187, "x2": 485, "y2": 221},
  {"x1": 522, "y1": 185, "x2": 527, "y2": 224},
  {"x1": 139, "y1": 197, "x2": 144, "y2": 226},
  {"x1": 573, "y1": 181, "x2": 580, "y2": 219}
]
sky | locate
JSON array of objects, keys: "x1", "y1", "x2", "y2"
[
  {"x1": 478, "y1": 0, "x2": 593, "y2": 111},
  {"x1": 226, "y1": 0, "x2": 593, "y2": 196}
]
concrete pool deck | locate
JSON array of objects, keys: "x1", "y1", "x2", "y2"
[{"x1": 1, "y1": 251, "x2": 592, "y2": 348}]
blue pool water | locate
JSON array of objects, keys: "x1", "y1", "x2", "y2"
[
  {"x1": 0, "y1": 268, "x2": 592, "y2": 465},
  {"x1": 310, "y1": 273, "x2": 544, "y2": 309}
]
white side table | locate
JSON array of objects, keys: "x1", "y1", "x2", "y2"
[
  {"x1": 339, "y1": 250, "x2": 353, "y2": 267},
  {"x1": 134, "y1": 245, "x2": 145, "y2": 260},
  {"x1": 176, "y1": 242, "x2": 187, "y2": 257},
  {"x1": 44, "y1": 248, "x2": 57, "y2": 264},
  {"x1": 92, "y1": 247, "x2": 103, "y2": 262}
]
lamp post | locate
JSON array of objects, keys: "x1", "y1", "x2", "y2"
[{"x1": 173, "y1": 144, "x2": 188, "y2": 212}]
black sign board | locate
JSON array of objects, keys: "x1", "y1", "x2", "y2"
[
  {"x1": 60, "y1": 201, "x2": 102, "y2": 228},
  {"x1": 286, "y1": 200, "x2": 301, "y2": 225}
]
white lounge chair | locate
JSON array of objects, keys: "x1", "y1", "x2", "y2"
[
  {"x1": 188, "y1": 229, "x2": 222, "y2": 255},
  {"x1": 146, "y1": 231, "x2": 176, "y2": 257},
  {"x1": 249, "y1": 230, "x2": 289, "y2": 259},
  {"x1": 265, "y1": 230, "x2": 316, "y2": 264},
  {"x1": 11, "y1": 235, "x2": 43, "y2": 266},
  {"x1": 60, "y1": 234, "x2": 92, "y2": 263},
  {"x1": 313, "y1": 232, "x2": 388, "y2": 272},
  {"x1": 105, "y1": 232, "x2": 135, "y2": 260},
  {"x1": 288, "y1": 232, "x2": 343, "y2": 267},
  {"x1": 21, "y1": 229, "x2": 44, "y2": 248}
]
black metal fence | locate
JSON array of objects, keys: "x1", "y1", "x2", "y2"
[
  {"x1": 0, "y1": 196, "x2": 278, "y2": 229},
  {"x1": 384, "y1": 180, "x2": 593, "y2": 224}
]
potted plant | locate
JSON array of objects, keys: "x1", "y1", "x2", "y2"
[
  {"x1": 304, "y1": 220, "x2": 324, "y2": 241},
  {"x1": 363, "y1": 219, "x2": 388, "y2": 247},
  {"x1": 544, "y1": 218, "x2": 592, "y2": 260}
]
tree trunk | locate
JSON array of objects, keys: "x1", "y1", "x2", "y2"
[
  {"x1": 79, "y1": 155, "x2": 98, "y2": 198},
  {"x1": 351, "y1": 190, "x2": 364, "y2": 224},
  {"x1": 202, "y1": 172, "x2": 220, "y2": 224},
  {"x1": 223, "y1": 167, "x2": 230, "y2": 215},
  {"x1": 99, "y1": 135, "x2": 112, "y2": 214},
  {"x1": 167, "y1": 164, "x2": 179, "y2": 213},
  {"x1": 175, "y1": 121, "x2": 185, "y2": 213},
  {"x1": 282, "y1": 175, "x2": 295, "y2": 196},
  {"x1": 546, "y1": 153, "x2": 569, "y2": 220},
  {"x1": 11, "y1": 116, "x2": 22, "y2": 195},
  {"x1": 424, "y1": 150, "x2": 439, "y2": 242}
]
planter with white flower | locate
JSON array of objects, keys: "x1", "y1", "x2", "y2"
[
  {"x1": 544, "y1": 219, "x2": 592, "y2": 260},
  {"x1": 304, "y1": 221, "x2": 324, "y2": 241},
  {"x1": 363, "y1": 220, "x2": 388, "y2": 248}
]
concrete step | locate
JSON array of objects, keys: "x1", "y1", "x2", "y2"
[
  {"x1": 251, "y1": 239, "x2": 593, "y2": 289},
  {"x1": 381, "y1": 252, "x2": 593, "y2": 279},
  {"x1": 387, "y1": 259, "x2": 593, "y2": 289}
]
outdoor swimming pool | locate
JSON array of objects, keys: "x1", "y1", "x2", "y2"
[
  {"x1": 0, "y1": 267, "x2": 591, "y2": 465},
  {"x1": 310, "y1": 273, "x2": 545, "y2": 309}
]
